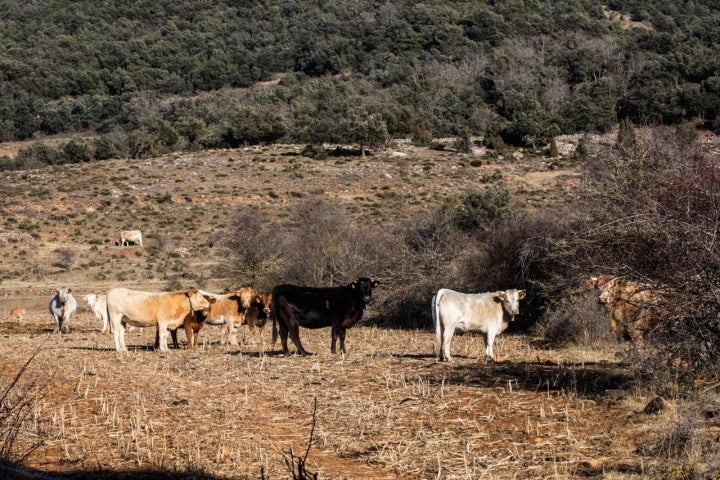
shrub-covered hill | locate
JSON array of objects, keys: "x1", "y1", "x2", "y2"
[{"x1": 2, "y1": 0, "x2": 720, "y2": 165}]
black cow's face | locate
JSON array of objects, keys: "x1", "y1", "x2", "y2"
[{"x1": 352, "y1": 278, "x2": 379, "y2": 304}]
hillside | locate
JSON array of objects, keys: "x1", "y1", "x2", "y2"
[
  {"x1": 0, "y1": 137, "x2": 583, "y2": 300},
  {"x1": 3, "y1": 0, "x2": 720, "y2": 164}
]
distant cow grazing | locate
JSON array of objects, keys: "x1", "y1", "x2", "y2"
[
  {"x1": 272, "y1": 278, "x2": 379, "y2": 356},
  {"x1": 6, "y1": 307, "x2": 26, "y2": 323},
  {"x1": 587, "y1": 275, "x2": 663, "y2": 347},
  {"x1": 84, "y1": 293, "x2": 109, "y2": 333},
  {"x1": 433, "y1": 288, "x2": 526, "y2": 362},
  {"x1": 199, "y1": 287, "x2": 258, "y2": 346},
  {"x1": 106, "y1": 287, "x2": 214, "y2": 352},
  {"x1": 119, "y1": 230, "x2": 143, "y2": 246},
  {"x1": 49, "y1": 288, "x2": 78, "y2": 333}
]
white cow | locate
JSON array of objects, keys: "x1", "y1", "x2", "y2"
[
  {"x1": 105, "y1": 287, "x2": 213, "y2": 352},
  {"x1": 120, "y1": 230, "x2": 143, "y2": 246},
  {"x1": 49, "y1": 288, "x2": 78, "y2": 333},
  {"x1": 84, "y1": 293, "x2": 109, "y2": 333},
  {"x1": 433, "y1": 288, "x2": 526, "y2": 362}
]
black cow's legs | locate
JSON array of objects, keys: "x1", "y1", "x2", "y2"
[
  {"x1": 279, "y1": 324, "x2": 290, "y2": 355},
  {"x1": 338, "y1": 328, "x2": 347, "y2": 354},
  {"x1": 288, "y1": 324, "x2": 309, "y2": 355},
  {"x1": 331, "y1": 324, "x2": 338, "y2": 354},
  {"x1": 331, "y1": 325, "x2": 347, "y2": 354}
]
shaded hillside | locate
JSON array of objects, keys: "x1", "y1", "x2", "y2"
[{"x1": 2, "y1": 0, "x2": 720, "y2": 163}]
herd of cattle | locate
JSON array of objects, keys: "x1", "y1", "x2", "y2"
[{"x1": 3, "y1": 272, "x2": 664, "y2": 359}]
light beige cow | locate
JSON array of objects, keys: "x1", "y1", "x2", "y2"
[
  {"x1": 6, "y1": 307, "x2": 26, "y2": 323},
  {"x1": 433, "y1": 288, "x2": 526, "y2": 362},
  {"x1": 106, "y1": 287, "x2": 213, "y2": 352},
  {"x1": 119, "y1": 230, "x2": 143, "y2": 246}
]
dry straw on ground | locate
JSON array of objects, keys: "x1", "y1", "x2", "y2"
[{"x1": 0, "y1": 309, "x2": 670, "y2": 479}]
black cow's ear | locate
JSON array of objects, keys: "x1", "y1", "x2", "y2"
[
  {"x1": 372, "y1": 280, "x2": 379, "y2": 287},
  {"x1": 351, "y1": 282, "x2": 358, "y2": 289}
]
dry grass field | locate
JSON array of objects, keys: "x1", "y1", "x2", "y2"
[{"x1": 0, "y1": 137, "x2": 703, "y2": 479}]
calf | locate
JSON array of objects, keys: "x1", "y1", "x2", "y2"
[
  {"x1": 272, "y1": 278, "x2": 379, "y2": 355},
  {"x1": 84, "y1": 293, "x2": 109, "y2": 333},
  {"x1": 199, "y1": 287, "x2": 258, "y2": 345},
  {"x1": 6, "y1": 307, "x2": 26, "y2": 323},
  {"x1": 159, "y1": 307, "x2": 211, "y2": 350},
  {"x1": 49, "y1": 288, "x2": 77, "y2": 333},
  {"x1": 433, "y1": 288, "x2": 525, "y2": 362},
  {"x1": 242, "y1": 292, "x2": 272, "y2": 347}
]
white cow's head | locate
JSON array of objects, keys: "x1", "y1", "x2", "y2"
[
  {"x1": 495, "y1": 289, "x2": 526, "y2": 317},
  {"x1": 84, "y1": 293, "x2": 97, "y2": 308},
  {"x1": 56, "y1": 288, "x2": 73, "y2": 305}
]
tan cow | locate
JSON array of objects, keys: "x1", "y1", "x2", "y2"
[
  {"x1": 587, "y1": 275, "x2": 664, "y2": 346},
  {"x1": 106, "y1": 287, "x2": 213, "y2": 352},
  {"x1": 199, "y1": 287, "x2": 258, "y2": 346},
  {"x1": 6, "y1": 307, "x2": 26, "y2": 323}
]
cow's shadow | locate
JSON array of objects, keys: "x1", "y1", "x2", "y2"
[{"x1": 418, "y1": 358, "x2": 634, "y2": 398}]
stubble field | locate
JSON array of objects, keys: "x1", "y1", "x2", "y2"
[{"x1": 0, "y1": 137, "x2": 679, "y2": 479}]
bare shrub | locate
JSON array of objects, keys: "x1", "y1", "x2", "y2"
[
  {"x1": 533, "y1": 294, "x2": 615, "y2": 347},
  {"x1": 644, "y1": 400, "x2": 720, "y2": 479},
  {"x1": 221, "y1": 208, "x2": 284, "y2": 291},
  {"x1": 377, "y1": 210, "x2": 473, "y2": 328},
  {"x1": 542, "y1": 127, "x2": 720, "y2": 389},
  {"x1": 278, "y1": 200, "x2": 388, "y2": 288},
  {"x1": 0, "y1": 349, "x2": 46, "y2": 468},
  {"x1": 54, "y1": 248, "x2": 76, "y2": 270},
  {"x1": 462, "y1": 212, "x2": 573, "y2": 332}
]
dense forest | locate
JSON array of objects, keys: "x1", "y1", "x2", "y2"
[{"x1": 1, "y1": 0, "x2": 720, "y2": 164}]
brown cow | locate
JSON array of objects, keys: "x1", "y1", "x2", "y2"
[
  {"x1": 587, "y1": 275, "x2": 664, "y2": 346},
  {"x1": 241, "y1": 292, "x2": 272, "y2": 348},
  {"x1": 6, "y1": 307, "x2": 26, "y2": 323},
  {"x1": 106, "y1": 287, "x2": 213, "y2": 352}
]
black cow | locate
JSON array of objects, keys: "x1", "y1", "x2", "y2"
[{"x1": 271, "y1": 277, "x2": 379, "y2": 355}]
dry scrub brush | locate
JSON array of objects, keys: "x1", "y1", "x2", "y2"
[
  {"x1": 576, "y1": 128, "x2": 720, "y2": 390},
  {"x1": 0, "y1": 347, "x2": 47, "y2": 470}
]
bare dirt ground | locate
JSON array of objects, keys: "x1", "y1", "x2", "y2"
[
  {"x1": 0, "y1": 136, "x2": 691, "y2": 478},
  {"x1": 1, "y1": 314, "x2": 659, "y2": 480}
]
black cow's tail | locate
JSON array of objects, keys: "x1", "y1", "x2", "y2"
[{"x1": 271, "y1": 287, "x2": 279, "y2": 346}]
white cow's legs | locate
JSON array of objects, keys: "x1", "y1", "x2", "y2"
[
  {"x1": 485, "y1": 329, "x2": 497, "y2": 360},
  {"x1": 440, "y1": 326, "x2": 455, "y2": 361}
]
